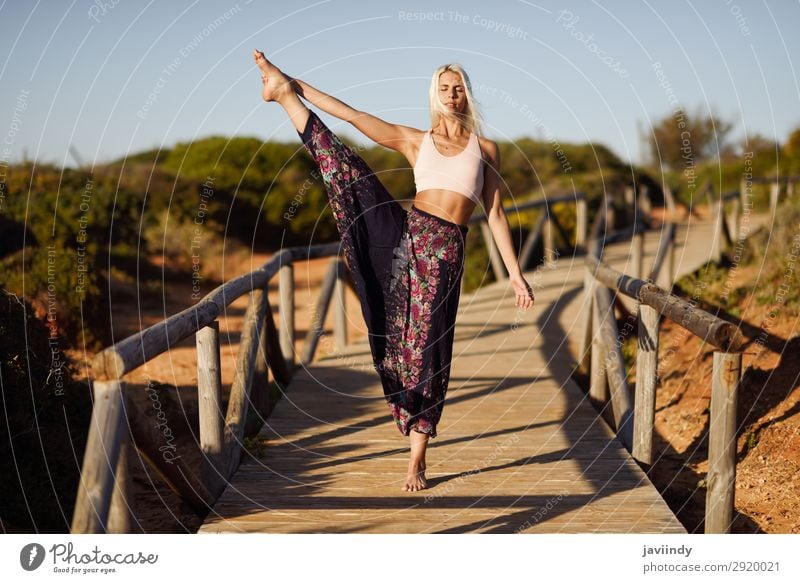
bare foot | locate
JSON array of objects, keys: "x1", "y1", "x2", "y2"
[
  {"x1": 402, "y1": 427, "x2": 430, "y2": 492},
  {"x1": 403, "y1": 461, "x2": 428, "y2": 492},
  {"x1": 252, "y1": 49, "x2": 293, "y2": 103}
]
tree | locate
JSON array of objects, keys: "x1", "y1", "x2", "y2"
[{"x1": 645, "y1": 105, "x2": 735, "y2": 171}]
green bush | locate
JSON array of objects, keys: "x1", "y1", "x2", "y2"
[{"x1": 0, "y1": 291, "x2": 92, "y2": 532}]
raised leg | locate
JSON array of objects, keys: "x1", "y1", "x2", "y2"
[{"x1": 254, "y1": 49, "x2": 309, "y2": 134}]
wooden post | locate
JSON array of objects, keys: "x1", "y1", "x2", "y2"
[
  {"x1": 624, "y1": 186, "x2": 635, "y2": 225},
  {"x1": 543, "y1": 215, "x2": 555, "y2": 266},
  {"x1": 589, "y1": 292, "x2": 608, "y2": 406},
  {"x1": 301, "y1": 256, "x2": 339, "y2": 364},
  {"x1": 705, "y1": 351, "x2": 741, "y2": 534},
  {"x1": 224, "y1": 288, "x2": 268, "y2": 477},
  {"x1": 197, "y1": 322, "x2": 224, "y2": 495},
  {"x1": 245, "y1": 291, "x2": 274, "y2": 438},
  {"x1": 279, "y1": 263, "x2": 295, "y2": 372},
  {"x1": 71, "y1": 379, "x2": 125, "y2": 533},
  {"x1": 519, "y1": 212, "x2": 547, "y2": 270},
  {"x1": 638, "y1": 184, "x2": 651, "y2": 217},
  {"x1": 576, "y1": 197, "x2": 587, "y2": 252},
  {"x1": 632, "y1": 304, "x2": 659, "y2": 465},
  {"x1": 334, "y1": 258, "x2": 348, "y2": 351},
  {"x1": 578, "y1": 270, "x2": 595, "y2": 374},
  {"x1": 719, "y1": 196, "x2": 733, "y2": 247},
  {"x1": 655, "y1": 227, "x2": 676, "y2": 290},
  {"x1": 593, "y1": 285, "x2": 635, "y2": 452},
  {"x1": 770, "y1": 181, "x2": 780, "y2": 218},
  {"x1": 632, "y1": 231, "x2": 644, "y2": 280},
  {"x1": 739, "y1": 177, "x2": 747, "y2": 208},
  {"x1": 264, "y1": 298, "x2": 291, "y2": 387},
  {"x1": 664, "y1": 184, "x2": 676, "y2": 221},
  {"x1": 126, "y1": 395, "x2": 214, "y2": 514},
  {"x1": 711, "y1": 194, "x2": 723, "y2": 263},
  {"x1": 481, "y1": 220, "x2": 506, "y2": 280},
  {"x1": 729, "y1": 197, "x2": 740, "y2": 242},
  {"x1": 107, "y1": 391, "x2": 135, "y2": 534},
  {"x1": 667, "y1": 227, "x2": 676, "y2": 288}
]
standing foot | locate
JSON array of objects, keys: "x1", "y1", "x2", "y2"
[
  {"x1": 403, "y1": 460, "x2": 428, "y2": 492},
  {"x1": 402, "y1": 428, "x2": 430, "y2": 492}
]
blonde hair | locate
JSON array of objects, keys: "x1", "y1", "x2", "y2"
[{"x1": 428, "y1": 63, "x2": 484, "y2": 136}]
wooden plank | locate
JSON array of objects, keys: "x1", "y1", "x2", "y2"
[{"x1": 198, "y1": 247, "x2": 686, "y2": 535}]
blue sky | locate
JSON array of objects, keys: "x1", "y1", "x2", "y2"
[{"x1": 0, "y1": 0, "x2": 798, "y2": 169}]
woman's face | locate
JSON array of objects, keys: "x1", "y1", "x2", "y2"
[{"x1": 438, "y1": 71, "x2": 467, "y2": 114}]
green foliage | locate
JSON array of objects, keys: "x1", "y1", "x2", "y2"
[
  {"x1": 0, "y1": 291, "x2": 92, "y2": 532},
  {"x1": 646, "y1": 105, "x2": 736, "y2": 171},
  {"x1": 675, "y1": 198, "x2": 800, "y2": 314},
  {"x1": 740, "y1": 199, "x2": 800, "y2": 312},
  {"x1": 621, "y1": 334, "x2": 637, "y2": 377}
]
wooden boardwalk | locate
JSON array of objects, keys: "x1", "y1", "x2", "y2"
[{"x1": 199, "y1": 218, "x2": 725, "y2": 534}]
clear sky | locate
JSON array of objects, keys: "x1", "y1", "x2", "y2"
[{"x1": 1, "y1": 0, "x2": 798, "y2": 169}]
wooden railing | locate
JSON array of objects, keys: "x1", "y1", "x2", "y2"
[
  {"x1": 576, "y1": 180, "x2": 783, "y2": 534},
  {"x1": 72, "y1": 192, "x2": 587, "y2": 533}
]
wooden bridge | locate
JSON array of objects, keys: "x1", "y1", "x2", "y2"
[{"x1": 74, "y1": 182, "x2": 778, "y2": 534}]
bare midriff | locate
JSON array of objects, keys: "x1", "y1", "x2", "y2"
[{"x1": 413, "y1": 190, "x2": 476, "y2": 227}]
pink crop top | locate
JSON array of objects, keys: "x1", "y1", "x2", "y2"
[{"x1": 413, "y1": 129, "x2": 485, "y2": 204}]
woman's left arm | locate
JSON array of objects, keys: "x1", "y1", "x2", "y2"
[{"x1": 481, "y1": 140, "x2": 535, "y2": 310}]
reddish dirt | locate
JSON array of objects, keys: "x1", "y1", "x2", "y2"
[{"x1": 639, "y1": 263, "x2": 800, "y2": 533}]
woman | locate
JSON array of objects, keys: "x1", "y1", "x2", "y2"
[{"x1": 253, "y1": 49, "x2": 534, "y2": 492}]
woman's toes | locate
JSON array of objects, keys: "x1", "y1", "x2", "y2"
[{"x1": 253, "y1": 50, "x2": 273, "y2": 75}]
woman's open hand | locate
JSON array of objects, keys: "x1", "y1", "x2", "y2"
[{"x1": 509, "y1": 272, "x2": 534, "y2": 310}]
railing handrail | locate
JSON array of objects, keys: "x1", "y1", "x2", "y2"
[
  {"x1": 92, "y1": 192, "x2": 588, "y2": 381},
  {"x1": 92, "y1": 242, "x2": 340, "y2": 380},
  {"x1": 577, "y1": 179, "x2": 782, "y2": 534},
  {"x1": 75, "y1": 191, "x2": 589, "y2": 534}
]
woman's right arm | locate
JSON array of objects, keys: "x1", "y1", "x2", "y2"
[{"x1": 289, "y1": 76, "x2": 417, "y2": 156}]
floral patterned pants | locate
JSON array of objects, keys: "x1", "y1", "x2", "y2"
[{"x1": 296, "y1": 109, "x2": 468, "y2": 438}]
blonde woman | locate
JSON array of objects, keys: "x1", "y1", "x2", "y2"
[{"x1": 253, "y1": 49, "x2": 534, "y2": 492}]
